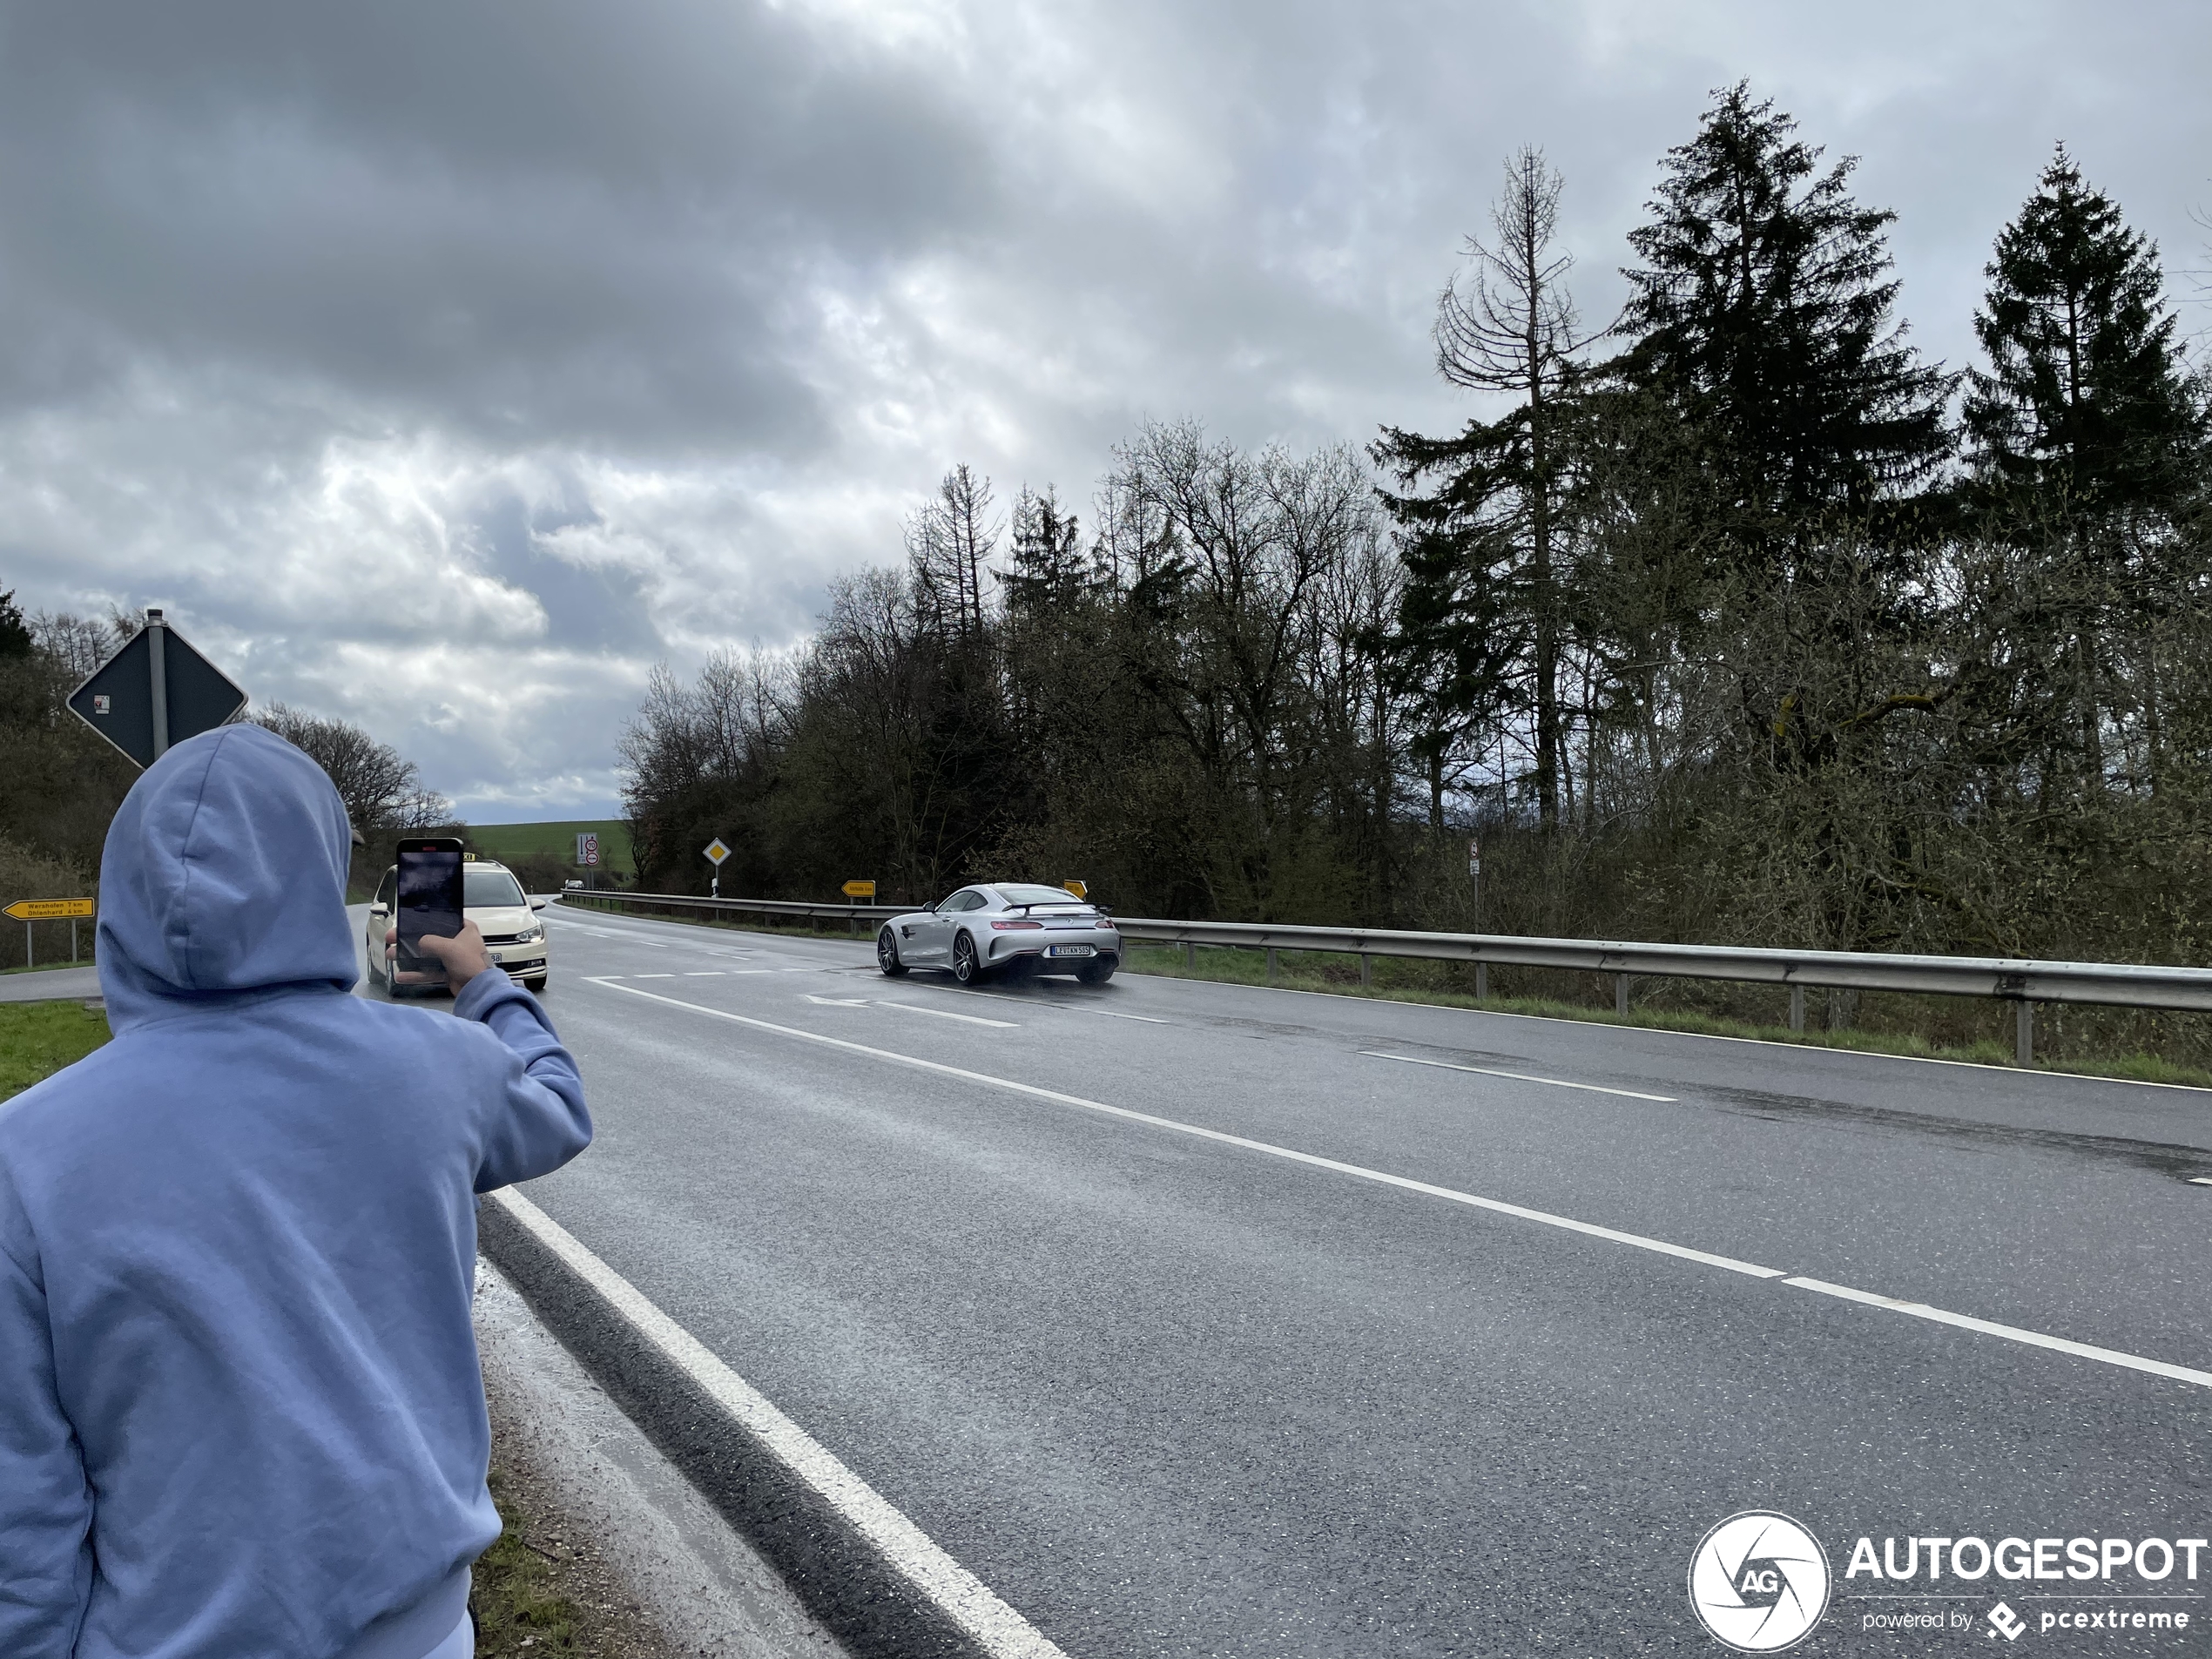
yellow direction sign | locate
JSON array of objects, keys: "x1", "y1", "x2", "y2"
[
  {"x1": 842, "y1": 880, "x2": 876, "y2": 899},
  {"x1": 703, "y1": 839, "x2": 732, "y2": 866},
  {"x1": 1062, "y1": 880, "x2": 1088, "y2": 899},
  {"x1": 3, "y1": 898, "x2": 95, "y2": 921}
]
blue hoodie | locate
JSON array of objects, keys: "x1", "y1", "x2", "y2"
[{"x1": 0, "y1": 724, "x2": 592, "y2": 1659}]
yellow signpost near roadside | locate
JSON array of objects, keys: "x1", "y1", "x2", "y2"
[
  {"x1": 842, "y1": 880, "x2": 876, "y2": 900},
  {"x1": 1063, "y1": 880, "x2": 1088, "y2": 899},
  {"x1": 4, "y1": 897, "x2": 96, "y2": 969}
]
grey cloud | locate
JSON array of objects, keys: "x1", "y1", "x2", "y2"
[{"x1": 2, "y1": 0, "x2": 2208, "y2": 819}]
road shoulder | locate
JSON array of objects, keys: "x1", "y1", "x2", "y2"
[{"x1": 475, "y1": 1258, "x2": 849, "y2": 1659}]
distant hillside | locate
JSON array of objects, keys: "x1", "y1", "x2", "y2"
[{"x1": 465, "y1": 819, "x2": 634, "y2": 871}]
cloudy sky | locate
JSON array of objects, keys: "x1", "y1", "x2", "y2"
[{"x1": 3, "y1": 1, "x2": 2206, "y2": 820}]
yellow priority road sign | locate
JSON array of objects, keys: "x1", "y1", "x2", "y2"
[
  {"x1": 842, "y1": 880, "x2": 876, "y2": 899},
  {"x1": 3, "y1": 898, "x2": 95, "y2": 921},
  {"x1": 703, "y1": 839, "x2": 732, "y2": 866},
  {"x1": 1062, "y1": 880, "x2": 1088, "y2": 899}
]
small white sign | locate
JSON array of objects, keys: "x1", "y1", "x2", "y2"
[{"x1": 92, "y1": 695, "x2": 111, "y2": 715}]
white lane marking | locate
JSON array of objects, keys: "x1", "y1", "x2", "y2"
[
  {"x1": 590, "y1": 979, "x2": 2212, "y2": 1393},
  {"x1": 488, "y1": 1190, "x2": 1068, "y2": 1659},
  {"x1": 2192, "y1": 1177, "x2": 2212, "y2": 1187},
  {"x1": 592, "y1": 980, "x2": 1779, "y2": 1279},
  {"x1": 1360, "y1": 1049, "x2": 1677, "y2": 1103},
  {"x1": 1784, "y1": 1277, "x2": 2212, "y2": 1390},
  {"x1": 1055, "y1": 1005, "x2": 1170, "y2": 1024},
  {"x1": 634, "y1": 973, "x2": 675, "y2": 979},
  {"x1": 878, "y1": 1001, "x2": 1018, "y2": 1028},
  {"x1": 806, "y1": 995, "x2": 871, "y2": 1008},
  {"x1": 685, "y1": 972, "x2": 727, "y2": 977}
]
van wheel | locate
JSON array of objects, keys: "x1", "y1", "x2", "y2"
[{"x1": 525, "y1": 976, "x2": 548, "y2": 993}]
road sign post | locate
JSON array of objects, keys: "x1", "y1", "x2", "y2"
[
  {"x1": 704, "y1": 838, "x2": 731, "y2": 899},
  {"x1": 67, "y1": 610, "x2": 248, "y2": 769},
  {"x1": 4, "y1": 899, "x2": 95, "y2": 970}
]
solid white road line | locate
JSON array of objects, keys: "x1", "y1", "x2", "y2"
[
  {"x1": 590, "y1": 978, "x2": 2212, "y2": 1393},
  {"x1": 1360, "y1": 1049, "x2": 1678, "y2": 1103},
  {"x1": 487, "y1": 1189, "x2": 1069, "y2": 1659},
  {"x1": 1784, "y1": 1277, "x2": 2212, "y2": 1390},
  {"x1": 877, "y1": 1001, "x2": 1018, "y2": 1028}
]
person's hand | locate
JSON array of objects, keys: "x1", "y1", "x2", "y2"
[{"x1": 385, "y1": 922, "x2": 495, "y2": 994}]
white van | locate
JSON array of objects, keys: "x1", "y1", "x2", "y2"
[{"x1": 365, "y1": 855, "x2": 550, "y2": 995}]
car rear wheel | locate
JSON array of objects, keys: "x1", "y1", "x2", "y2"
[
  {"x1": 1076, "y1": 955, "x2": 1116, "y2": 986},
  {"x1": 952, "y1": 931, "x2": 984, "y2": 985},
  {"x1": 877, "y1": 927, "x2": 908, "y2": 976}
]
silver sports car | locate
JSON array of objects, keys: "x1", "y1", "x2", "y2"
[{"x1": 878, "y1": 883, "x2": 1121, "y2": 985}]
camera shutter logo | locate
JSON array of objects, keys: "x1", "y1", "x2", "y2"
[{"x1": 1688, "y1": 1512, "x2": 1831, "y2": 1652}]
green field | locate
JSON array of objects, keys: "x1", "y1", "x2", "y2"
[{"x1": 462, "y1": 819, "x2": 633, "y2": 871}]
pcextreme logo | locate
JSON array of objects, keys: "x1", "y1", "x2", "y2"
[{"x1": 1689, "y1": 1511, "x2": 1834, "y2": 1652}]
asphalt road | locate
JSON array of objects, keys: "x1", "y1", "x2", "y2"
[{"x1": 376, "y1": 903, "x2": 2212, "y2": 1656}]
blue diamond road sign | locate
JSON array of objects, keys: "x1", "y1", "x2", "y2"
[{"x1": 66, "y1": 611, "x2": 248, "y2": 769}]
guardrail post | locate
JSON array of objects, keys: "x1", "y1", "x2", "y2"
[
  {"x1": 1474, "y1": 961, "x2": 1487, "y2": 1001},
  {"x1": 1359, "y1": 954, "x2": 1372, "y2": 988},
  {"x1": 1266, "y1": 947, "x2": 1279, "y2": 983},
  {"x1": 1184, "y1": 940, "x2": 1196, "y2": 970},
  {"x1": 1615, "y1": 974, "x2": 1629, "y2": 1016},
  {"x1": 2016, "y1": 1001, "x2": 2034, "y2": 1068},
  {"x1": 1789, "y1": 984, "x2": 1805, "y2": 1033}
]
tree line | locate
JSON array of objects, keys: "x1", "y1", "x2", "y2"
[
  {"x1": 0, "y1": 598, "x2": 467, "y2": 942},
  {"x1": 620, "y1": 86, "x2": 2206, "y2": 988}
]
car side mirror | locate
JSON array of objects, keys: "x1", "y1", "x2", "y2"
[
  {"x1": 368, "y1": 903, "x2": 388, "y2": 917},
  {"x1": 529, "y1": 897, "x2": 548, "y2": 911}
]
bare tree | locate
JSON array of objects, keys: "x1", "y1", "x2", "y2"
[
  {"x1": 907, "y1": 464, "x2": 1001, "y2": 637},
  {"x1": 252, "y1": 703, "x2": 454, "y2": 832},
  {"x1": 1433, "y1": 146, "x2": 1609, "y2": 828}
]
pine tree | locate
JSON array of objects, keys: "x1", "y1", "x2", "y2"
[
  {"x1": 1619, "y1": 84, "x2": 1951, "y2": 563},
  {"x1": 1965, "y1": 145, "x2": 2198, "y2": 518}
]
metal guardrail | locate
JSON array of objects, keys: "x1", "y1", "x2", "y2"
[{"x1": 560, "y1": 890, "x2": 2212, "y2": 1065}]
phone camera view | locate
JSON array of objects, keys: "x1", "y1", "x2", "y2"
[{"x1": 396, "y1": 842, "x2": 464, "y2": 984}]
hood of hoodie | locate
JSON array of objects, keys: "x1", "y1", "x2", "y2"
[{"x1": 98, "y1": 723, "x2": 359, "y2": 1032}]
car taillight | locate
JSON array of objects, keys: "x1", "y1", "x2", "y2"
[
  {"x1": 991, "y1": 920, "x2": 1044, "y2": 930},
  {"x1": 1096, "y1": 917, "x2": 1116, "y2": 929}
]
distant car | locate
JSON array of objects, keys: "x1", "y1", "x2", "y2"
[
  {"x1": 563, "y1": 879, "x2": 584, "y2": 891},
  {"x1": 878, "y1": 883, "x2": 1119, "y2": 986},
  {"x1": 365, "y1": 855, "x2": 552, "y2": 995}
]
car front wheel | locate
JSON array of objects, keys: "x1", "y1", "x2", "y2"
[
  {"x1": 878, "y1": 927, "x2": 908, "y2": 976},
  {"x1": 952, "y1": 931, "x2": 984, "y2": 985}
]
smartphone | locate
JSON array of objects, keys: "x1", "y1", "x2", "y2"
[{"x1": 395, "y1": 837, "x2": 466, "y2": 986}]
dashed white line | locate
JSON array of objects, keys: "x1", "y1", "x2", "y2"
[
  {"x1": 487, "y1": 1189, "x2": 1068, "y2": 1659},
  {"x1": 589, "y1": 977, "x2": 2212, "y2": 1393},
  {"x1": 685, "y1": 971, "x2": 726, "y2": 976},
  {"x1": 634, "y1": 973, "x2": 675, "y2": 979},
  {"x1": 877, "y1": 1001, "x2": 1018, "y2": 1028},
  {"x1": 1360, "y1": 1049, "x2": 1677, "y2": 1103}
]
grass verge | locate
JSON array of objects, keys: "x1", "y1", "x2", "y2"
[
  {"x1": 0, "y1": 1001, "x2": 111, "y2": 1102},
  {"x1": 3, "y1": 959, "x2": 95, "y2": 975}
]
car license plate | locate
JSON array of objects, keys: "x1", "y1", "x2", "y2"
[{"x1": 1046, "y1": 944, "x2": 1096, "y2": 957}]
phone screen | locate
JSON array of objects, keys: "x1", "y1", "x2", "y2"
[{"x1": 396, "y1": 840, "x2": 464, "y2": 982}]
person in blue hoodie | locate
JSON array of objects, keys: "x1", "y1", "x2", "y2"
[{"x1": 0, "y1": 723, "x2": 592, "y2": 1659}]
